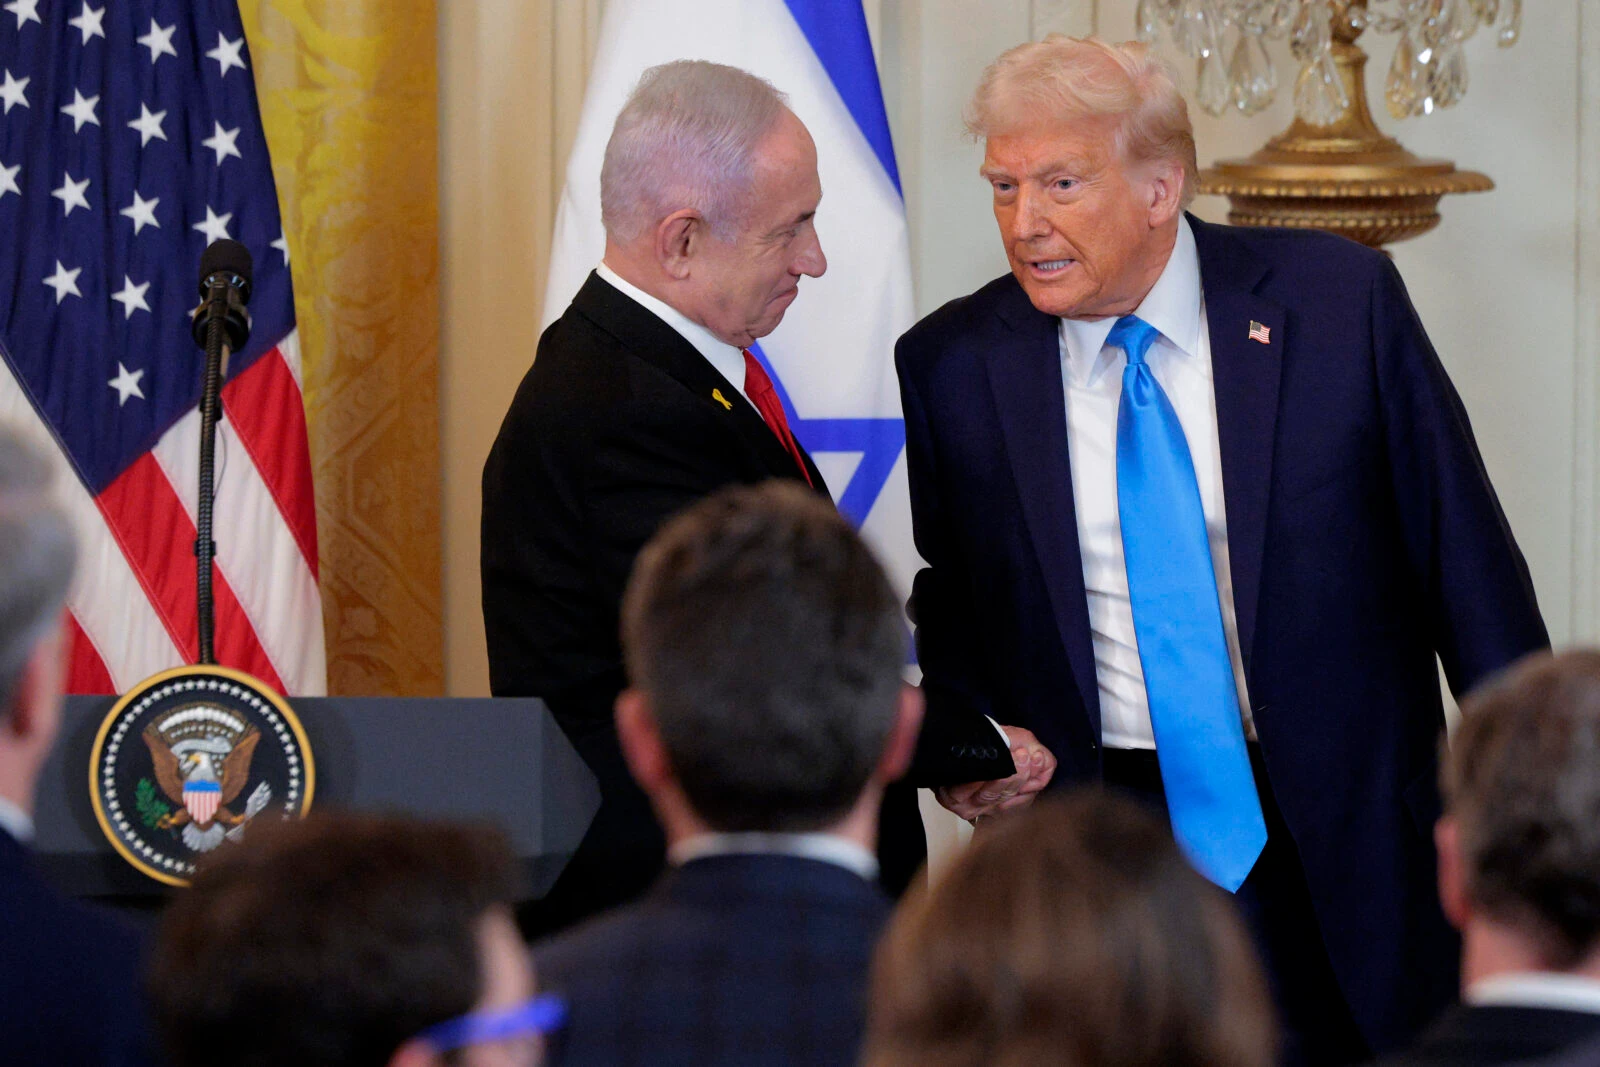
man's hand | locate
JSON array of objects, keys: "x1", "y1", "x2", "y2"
[{"x1": 934, "y1": 726, "x2": 1057, "y2": 822}]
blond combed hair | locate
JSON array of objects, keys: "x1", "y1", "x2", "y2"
[{"x1": 965, "y1": 35, "x2": 1199, "y2": 208}]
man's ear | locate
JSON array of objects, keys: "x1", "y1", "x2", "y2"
[
  {"x1": 874, "y1": 685, "x2": 925, "y2": 785},
  {"x1": 655, "y1": 210, "x2": 704, "y2": 280},
  {"x1": 1436, "y1": 816, "x2": 1471, "y2": 931},
  {"x1": 1146, "y1": 160, "x2": 1185, "y2": 227},
  {"x1": 2, "y1": 615, "x2": 64, "y2": 747},
  {"x1": 615, "y1": 688, "x2": 669, "y2": 793}
]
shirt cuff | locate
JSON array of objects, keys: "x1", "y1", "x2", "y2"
[{"x1": 985, "y1": 716, "x2": 1011, "y2": 748}]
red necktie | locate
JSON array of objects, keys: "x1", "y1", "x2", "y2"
[{"x1": 742, "y1": 349, "x2": 814, "y2": 488}]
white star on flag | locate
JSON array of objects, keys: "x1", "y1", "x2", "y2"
[
  {"x1": 205, "y1": 33, "x2": 248, "y2": 77},
  {"x1": 51, "y1": 172, "x2": 91, "y2": 217},
  {"x1": 2, "y1": 0, "x2": 40, "y2": 30},
  {"x1": 120, "y1": 191, "x2": 160, "y2": 234},
  {"x1": 128, "y1": 104, "x2": 168, "y2": 147},
  {"x1": 111, "y1": 277, "x2": 152, "y2": 320},
  {"x1": 107, "y1": 363, "x2": 146, "y2": 405},
  {"x1": 271, "y1": 232, "x2": 290, "y2": 265},
  {"x1": 67, "y1": 3, "x2": 105, "y2": 43},
  {"x1": 136, "y1": 19, "x2": 178, "y2": 63},
  {"x1": 42, "y1": 261, "x2": 82, "y2": 304},
  {"x1": 0, "y1": 70, "x2": 28, "y2": 114},
  {"x1": 201, "y1": 122, "x2": 242, "y2": 165},
  {"x1": 60, "y1": 89, "x2": 100, "y2": 132},
  {"x1": 192, "y1": 205, "x2": 232, "y2": 244},
  {"x1": 0, "y1": 161, "x2": 17, "y2": 200}
]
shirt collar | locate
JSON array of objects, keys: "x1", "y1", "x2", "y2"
[
  {"x1": 669, "y1": 831, "x2": 880, "y2": 883},
  {"x1": 595, "y1": 261, "x2": 748, "y2": 392},
  {"x1": 1058, "y1": 215, "x2": 1204, "y2": 387},
  {"x1": 0, "y1": 795, "x2": 33, "y2": 844},
  {"x1": 1467, "y1": 972, "x2": 1600, "y2": 1015}
]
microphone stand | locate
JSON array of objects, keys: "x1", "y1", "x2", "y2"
[{"x1": 195, "y1": 280, "x2": 231, "y2": 666}]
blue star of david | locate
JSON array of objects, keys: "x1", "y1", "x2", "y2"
[{"x1": 746, "y1": 342, "x2": 904, "y2": 527}]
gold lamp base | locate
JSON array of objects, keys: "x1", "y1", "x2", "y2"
[{"x1": 1200, "y1": 8, "x2": 1492, "y2": 249}]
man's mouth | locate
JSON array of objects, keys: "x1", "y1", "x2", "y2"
[{"x1": 1027, "y1": 259, "x2": 1075, "y2": 278}]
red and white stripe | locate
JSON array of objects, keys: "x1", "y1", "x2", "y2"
[{"x1": 0, "y1": 334, "x2": 325, "y2": 696}]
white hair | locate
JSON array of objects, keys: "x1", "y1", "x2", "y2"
[{"x1": 601, "y1": 60, "x2": 790, "y2": 242}]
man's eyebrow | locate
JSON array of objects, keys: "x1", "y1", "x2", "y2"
[{"x1": 980, "y1": 157, "x2": 1094, "y2": 181}]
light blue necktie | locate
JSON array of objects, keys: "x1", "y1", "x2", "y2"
[{"x1": 1109, "y1": 314, "x2": 1266, "y2": 892}]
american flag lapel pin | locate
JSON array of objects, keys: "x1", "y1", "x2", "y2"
[{"x1": 1248, "y1": 320, "x2": 1271, "y2": 345}]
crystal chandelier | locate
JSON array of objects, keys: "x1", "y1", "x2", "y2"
[
  {"x1": 1138, "y1": 0, "x2": 1521, "y2": 126},
  {"x1": 1135, "y1": 0, "x2": 1522, "y2": 247}
]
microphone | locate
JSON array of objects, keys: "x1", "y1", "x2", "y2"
[
  {"x1": 189, "y1": 238, "x2": 254, "y2": 666},
  {"x1": 190, "y1": 238, "x2": 253, "y2": 354}
]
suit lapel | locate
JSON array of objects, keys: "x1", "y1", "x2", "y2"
[
  {"x1": 985, "y1": 281, "x2": 1102, "y2": 733},
  {"x1": 1192, "y1": 217, "x2": 1285, "y2": 674},
  {"x1": 572, "y1": 272, "x2": 824, "y2": 493}
]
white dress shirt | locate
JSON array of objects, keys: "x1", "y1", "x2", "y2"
[
  {"x1": 669, "y1": 831, "x2": 879, "y2": 882},
  {"x1": 595, "y1": 262, "x2": 755, "y2": 412},
  {"x1": 0, "y1": 795, "x2": 33, "y2": 843},
  {"x1": 1468, "y1": 973, "x2": 1600, "y2": 1014},
  {"x1": 1058, "y1": 217, "x2": 1255, "y2": 750}
]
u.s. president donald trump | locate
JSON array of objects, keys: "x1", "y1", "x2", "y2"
[{"x1": 896, "y1": 34, "x2": 1548, "y2": 1063}]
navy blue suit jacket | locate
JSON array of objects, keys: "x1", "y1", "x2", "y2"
[
  {"x1": 895, "y1": 217, "x2": 1549, "y2": 1053},
  {"x1": 535, "y1": 853, "x2": 890, "y2": 1067},
  {"x1": 0, "y1": 828, "x2": 156, "y2": 1065}
]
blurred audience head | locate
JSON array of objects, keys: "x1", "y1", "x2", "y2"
[
  {"x1": 616, "y1": 480, "x2": 921, "y2": 843},
  {"x1": 861, "y1": 791, "x2": 1275, "y2": 1067},
  {"x1": 1439, "y1": 649, "x2": 1600, "y2": 980},
  {"x1": 0, "y1": 425, "x2": 77, "y2": 816},
  {"x1": 599, "y1": 60, "x2": 826, "y2": 348},
  {"x1": 151, "y1": 811, "x2": 558, "y2": 1067}
]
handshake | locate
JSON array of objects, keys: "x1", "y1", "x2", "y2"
[{"x1": 935, "y1": 726, "x2": 1058, "y2": 823}]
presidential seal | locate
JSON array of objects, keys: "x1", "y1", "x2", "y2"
[{"x1": 89, "y1": 665, "x2": 315, "y2": 886}]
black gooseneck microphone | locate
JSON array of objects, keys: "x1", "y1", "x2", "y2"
[{"x1": 190, "y1": 239, "x2": 253, "y2": 665}]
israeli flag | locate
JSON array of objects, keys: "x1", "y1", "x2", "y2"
[{"x1": 541, "y1": 0, "x2": 920, "y2": 600}]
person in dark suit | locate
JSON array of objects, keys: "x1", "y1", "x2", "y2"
[
  {"x1": 895, "y1": 36, "x2": 1548, "y2": 1064},
  {"x1": 535, "y1": 481, "x2": 924, "y2": 1067},
  {"x1": 483, "y1": 60, "x2": 1015, "y2": 935},
  {"x1": 1380, "y1": 651, "x2": 1600, "y2": 1067},
  {"x1": 0, "y1": 429, "x2": 155, "y2": 1067}
]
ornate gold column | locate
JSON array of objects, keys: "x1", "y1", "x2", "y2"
[{"x1": 239, "y1": 1, "x2": 444, "y2": 695}]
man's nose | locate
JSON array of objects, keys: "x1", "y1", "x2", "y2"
[
  {"x1": 795, "y1": 230, "x2": 826, "y2": 278},
  {"x1": 1011, "y1": 187, "x2": 1050, "y2": 242}
]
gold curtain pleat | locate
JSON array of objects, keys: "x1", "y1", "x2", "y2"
[{"x1": 239, "y1": 1, "x2": 443, "y2": 695}]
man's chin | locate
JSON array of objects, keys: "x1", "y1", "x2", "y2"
[{"x1": 1016, "y1": 274, "x2": 1088, "y2": 319}]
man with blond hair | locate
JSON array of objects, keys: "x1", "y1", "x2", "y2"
[{"x1": 896, "y1": 34, "x2": 1547, "y2": 1062}]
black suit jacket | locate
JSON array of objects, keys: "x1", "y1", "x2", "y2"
[
  {"x1": 482, "y1": 274, "x2": 1009, "y2": 931},
  {"x1": 895, "y1": 217, "x2": 1550, "y2": 1054},
  {"x1": 1379, "y1": 1004, "x2": 1600, "y2": 1066},
  {"x1": 535, "y1": 853, "x2": 890, "y2": 1067},
  {"x1": 0, "y1": 828, "x2": 156, "y2": 1066}
]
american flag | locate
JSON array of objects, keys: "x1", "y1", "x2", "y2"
[
  {"x1": 1248, "y1": 320, "x2": 1271, "y2": 345},
  {"x1": 0, "y1": 0, "x2": 325, "y2": 695}
]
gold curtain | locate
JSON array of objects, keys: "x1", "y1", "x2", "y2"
[{"x1": 239, "y1": 1, "x2": 443, "y2": 695}]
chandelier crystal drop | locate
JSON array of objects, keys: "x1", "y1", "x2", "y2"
[{"x1": 1137, "y1": 0, "x2": 1520, "y2": 123}]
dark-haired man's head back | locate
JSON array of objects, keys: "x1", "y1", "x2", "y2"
[
  {"x1": 535, "y1": 480, "x2": 922, "y2": 1067},
  {"x1": 151, "y1": 812, "x2": 551, "y2": 1067},
  {"x1": 1396, "y1": 650, "x2": 1600, "y2": 1065}
]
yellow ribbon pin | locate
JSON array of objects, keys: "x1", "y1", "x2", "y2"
[{"x1": 711, "y1": 388, "x2": 732, "y2": 411}]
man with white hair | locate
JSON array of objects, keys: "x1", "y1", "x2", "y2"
[
  {"x1": 483, "y1": 59, "x2": 1014, "y2": 936},
  {"x1": 896, "y1": 35, "x2": 1547, "y2": 1063}
]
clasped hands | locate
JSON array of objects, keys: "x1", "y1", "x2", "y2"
[{"x1": 934, "y1": 726, "x2": 1057, "y2": 824}]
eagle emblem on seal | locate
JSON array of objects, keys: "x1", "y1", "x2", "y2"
[{"x1": 142, "y1": 705, "x2": 273, "y2": 852}]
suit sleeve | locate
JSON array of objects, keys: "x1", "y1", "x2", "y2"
[
  {"x1": 1370, "y1": 257, "x2": 1550, "y2": 696},
  {"x1": 897, "y1": 337, "x2": 1016, "y2": 787}
]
